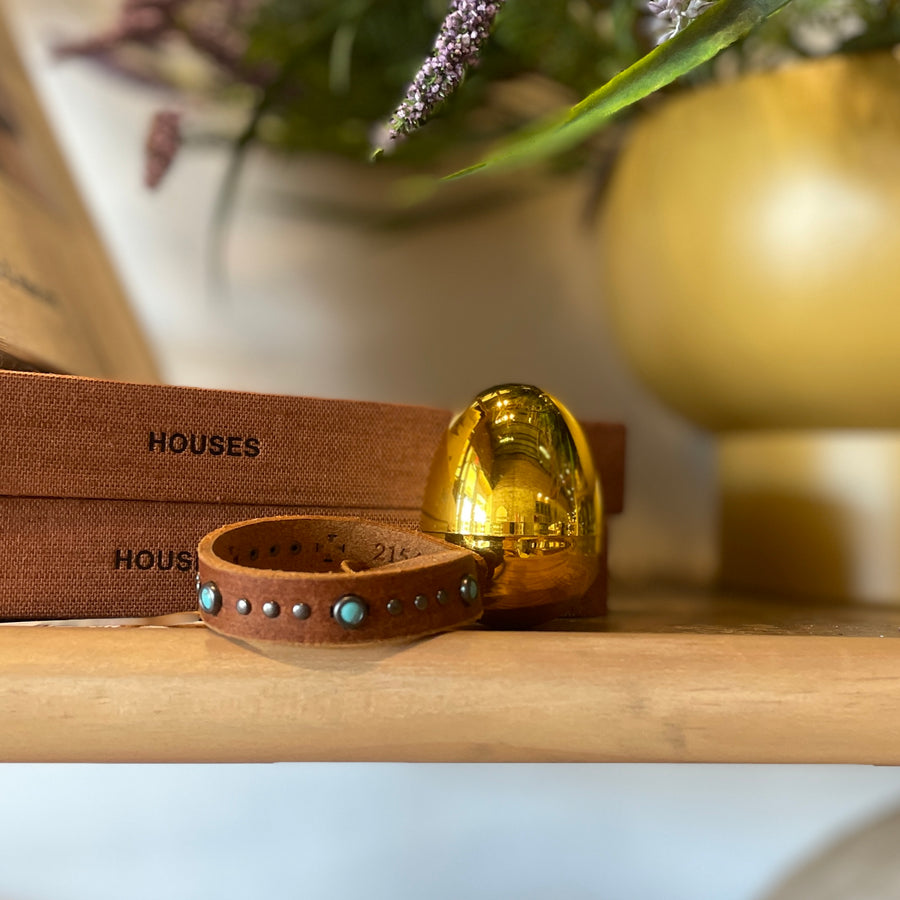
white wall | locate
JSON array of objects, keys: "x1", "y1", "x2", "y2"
[{"x1": 0, "y1": 765, "x2": 899, "y2": 900}]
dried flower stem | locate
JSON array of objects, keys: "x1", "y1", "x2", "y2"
[
  {"x1": 144, "y1": 109, "x2": 181, "y2": 188},
  {"x1": 55, "y1": 0, "x2": 185, "y2": 57},
  {"x1": 56, "y1": 0, "x2": 266, "y2": 84}
]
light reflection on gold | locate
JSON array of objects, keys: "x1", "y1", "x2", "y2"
[{"x1": 421, "y1": 384, "x2": 602, "y2": 625}]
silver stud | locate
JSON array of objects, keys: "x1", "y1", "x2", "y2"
[
  {"x1": 292, "y1": 603, "x2": 311, "y2": 620},
  {"x1": 236, "y1": 598, "x2": 251, "y2": 616},
  {"x1": 460, "y1": 574, "x2": 479, "y2": 606},
  {"x1": 262, "y1": 601, "x2": 280, "y2": 618},
  {"x1": 436, "y1": 589, "x2": 449, "y2": 605},
  {"x1": 198, "y1": 581, "x2": 221, "y2": 615},
  {"x1": 387, "y1": 598, "x2": 403, "y2": 616},
  {"x1": 414, "y1": 594, "x2": 428, "y2": 611}
]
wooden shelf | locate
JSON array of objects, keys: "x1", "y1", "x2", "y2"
[{"x1": 3, "y1": 587, "x2": 900, "y2": 764}]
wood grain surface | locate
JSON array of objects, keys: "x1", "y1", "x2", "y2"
[{"x1": 3, "y1": 588, "x2": 900, "y2": 764}]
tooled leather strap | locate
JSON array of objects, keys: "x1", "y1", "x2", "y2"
[{"x1": 197, "y1": 516, "x2": 485, "y2": 646}]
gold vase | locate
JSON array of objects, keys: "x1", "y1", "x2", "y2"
[{"x1": 601, "y1": 52, "x2": 900, "y2": 603}]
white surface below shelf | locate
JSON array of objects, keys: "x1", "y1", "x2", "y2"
[{"x1": 0, "y1": 765, "x2": 900, "y2": 900}]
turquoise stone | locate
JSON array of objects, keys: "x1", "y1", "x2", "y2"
[
  {"x1": 460, "y1": 575, "x2": 479, "y2": 606},
  {"x1": 199, "y1": 582, "x2": 221, "y2": 615},
  {"x1": 334, "y1": 595, "x2": 367, "y2": 630}
]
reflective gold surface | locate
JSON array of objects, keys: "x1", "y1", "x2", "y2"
[
  {"x1": 602, "y1": 53, "x2": 900, "y2": 603},
  {"x1": 421, "y1": 384, "x2": 602, "y2": 625},
  {"x1": 602, "y1": 53, "x2": 900, "y2": 430}
]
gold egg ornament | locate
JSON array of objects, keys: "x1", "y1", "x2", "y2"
[{"x1": 421, "y1": 384, "x2": 603, "y2": 626}]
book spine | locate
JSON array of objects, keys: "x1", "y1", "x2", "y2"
[
  {"x1": 0, "y1": 371, "x2": 626, "y2": 513},
  {"x1": 0, "y1": 497, "x2": 419, "y2": 619},
  {"x1": 0, "y1": 15, "x2": 157, "y2": 381},
  {"x1": 0, "y1": 371, "x2": 451, "y2": 510}
]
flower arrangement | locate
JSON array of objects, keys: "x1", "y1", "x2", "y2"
[{"x1": 61, "y1": 0, "x2": 900, "y2": 189}]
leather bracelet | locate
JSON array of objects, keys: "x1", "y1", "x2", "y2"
[{"x1": 197, "y1": 516, "x2": 485, "y2": 646}]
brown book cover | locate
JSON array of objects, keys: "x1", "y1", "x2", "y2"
[
  {"x1": 0, "y1": 370, "x2": 453, "y2": 509},
  {"x1": 0, "y1": 370, "x2": 626, "y2": 512},
  {"x1": 0, "y1": 12, "x2": 157, "y2": 379},
  {"x1": 0, "y1": 496, "x2": 420, "y2": 619}
]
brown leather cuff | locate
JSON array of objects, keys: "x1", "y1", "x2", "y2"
[{"x1": 197, "y1": 516, "x2": 485, "y2": 646}]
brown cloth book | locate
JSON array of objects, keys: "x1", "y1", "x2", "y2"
[
  {"x1": 0, "y1": 370, "x2": 626, "y2": 513},
  {"x1": 0, "y1": 497, "x2": 420, "y2": 619},
  {"x1": 0, "y1": 12, "x2": 157, "y2": 379},
  {"x1": 0, "y1": 371, "x2": 452, "y2": 510}
]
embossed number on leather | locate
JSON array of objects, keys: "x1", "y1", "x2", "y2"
[{"x1": 373, "y1": 543, "x2": 422, "y2": 562}]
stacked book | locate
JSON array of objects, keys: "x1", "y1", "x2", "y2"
[
  {"x1": 0, "y1": 370, "x2": 458, "y2": 619},
  {"x1": 0, "y1": 371, "x2": 625, "y2": 620},
  {"x1": 0, "y1": 12, "x2": 156, "y2": 381}
]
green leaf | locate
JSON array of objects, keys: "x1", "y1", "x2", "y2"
[{"x1": 446, "y1": 0, "x2": 793, "y2": 178}]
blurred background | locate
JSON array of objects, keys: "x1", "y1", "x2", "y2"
[{"x1": 3, "y1": 1, "x2": 900, "y2": 898}]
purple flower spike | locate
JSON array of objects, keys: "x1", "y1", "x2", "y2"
[{"x1": 379, "y1": 0, "x2": 506, "y2": 150}]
